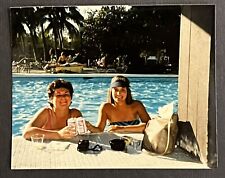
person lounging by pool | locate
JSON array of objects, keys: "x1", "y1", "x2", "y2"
[
  {"x1": 86, "y1": 75, "x2": 151, "y2": 133},
  {"x1": 23, "y1": 79, "x2": 82, "y2": 140}
]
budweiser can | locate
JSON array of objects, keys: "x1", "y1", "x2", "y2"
[
  {"x1": 76, "y1": 117, "x2": 87, "y2": 135},
  {"x1": 67, "y1": 118, "x2": 76, "y2": 128},
  {"x1": 67, "y1": 118, "x2": 77, "y2": 135}
]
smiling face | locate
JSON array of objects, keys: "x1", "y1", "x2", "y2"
[
  {"x1": 111, "y1": 87, "x2": 128, "y2": 104},
  {"x1": 51, "y1": 88, "x2": 72, "y2": 108},
  {"x1": 47, "y1": 79, "x2": 74, "y2": 107}
]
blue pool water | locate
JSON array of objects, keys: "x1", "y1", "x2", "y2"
[{"x1": 12, "y1": 76, "x2": 178, "y2": 136}]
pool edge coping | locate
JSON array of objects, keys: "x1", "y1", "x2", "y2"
[{"x1": 13, "y1": 73, "x2": 178, "y2": 78}]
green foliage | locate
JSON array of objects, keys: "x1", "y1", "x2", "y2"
[
  {"x1": 82, "y1": 5, "x2": 181, "y2": 72},
  {"x1": 10, "y1": 6, "x2": 84, "y2": 63},
  {"x1": 10, "y1": 5, "x2": 180, "y2": 73}
]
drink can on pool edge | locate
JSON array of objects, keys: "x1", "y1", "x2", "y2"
[
  {"x1": 67, "y1": 118, "x2": 76, "y2": 127},
  {"x1": 76, "y1": 117, "x2": 87, "y2": 135}
]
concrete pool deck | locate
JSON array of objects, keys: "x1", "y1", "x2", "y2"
[{"x1": 11, "y1": 133, "x2": 209, "y2": 169}]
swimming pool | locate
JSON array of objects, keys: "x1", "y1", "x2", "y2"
[{"x1": 12, "y1": 75, "x2": 178, "y2": 136}]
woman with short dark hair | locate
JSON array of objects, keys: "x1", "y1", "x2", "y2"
[{"x1": 23, "y1": 79, "x2": 82, "y2": 140}]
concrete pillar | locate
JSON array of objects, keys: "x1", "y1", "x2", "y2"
[{"x1": 178, "y1": 5, "x2": 215, "y2": 166}]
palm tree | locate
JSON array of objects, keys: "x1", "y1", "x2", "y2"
[
  {"x1": 45, "y1": 7, "x2": 84, "y2": 56},
  {"x1": 10, "y1": 8, "x2": 28, "y2": 61},
  {"x1": 20, "y1": 7, "x2": 40, "y2": 62},
  {"x1": 11, "y1": 6, "x2": 84, "y2": 64},
  {"x1": 35, "y1": 7, "x2": 49, "y2": 61}
]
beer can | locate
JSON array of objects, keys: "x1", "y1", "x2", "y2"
[
  {"x1": 76, "y1": 117, "x2": 87, "y2": 135},
  {"x1": 67, "y1": 118, "x2": 76, "y2": 128}
]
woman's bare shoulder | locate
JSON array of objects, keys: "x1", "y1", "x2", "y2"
[
  {"x1": 130, "y1": 100, "x2": 145, "y2": 109},
  {"x1": 98, "y1": 102, "x2": 114, "y2": 114},
  {"x1": 27, "y1": 107, "x2": 50, "y2": 126},
  {"x1": 100, "y1": 102, "x2": 113, "y2": 109},
  {"x1": 131, "y1": 100, "x2": 143, "y2": 106},
  {"x1": 34, "y1": 106, "x2": 50, "y2": 116}
]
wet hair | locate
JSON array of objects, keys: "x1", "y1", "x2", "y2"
[
  {"x1": 47, "y1": 79, "x2": 74, "y2": 106},
  {"x1": 107, "y1": 75, "x2": 133, "y2": 104}
]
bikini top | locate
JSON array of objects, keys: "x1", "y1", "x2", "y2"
[{"x1": 109, "y1": 119, "x2": 140, "y2": 126}]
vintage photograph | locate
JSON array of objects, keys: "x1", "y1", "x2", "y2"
[{"x1": 10, "y1": 5, "x2": 216, "y2": 169}]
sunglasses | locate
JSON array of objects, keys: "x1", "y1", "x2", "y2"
[{"x1": 77, "y1": 140, "x2": 103, "y2": 152}]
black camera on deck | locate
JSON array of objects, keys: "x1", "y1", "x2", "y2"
[
  {"x1": 77, "y1": 140, "x2": 89, "y2": 152},
  {"x1": 77, "y1": 139, "x2": 103, "y2": 152}
]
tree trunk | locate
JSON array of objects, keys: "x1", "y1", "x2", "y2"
[
  {"x1": 29, "y1": 29, "x2": 38, "y2": 62},
  {"x1": 41, "y1": 23, "x2": 47, "y2": 61}
]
